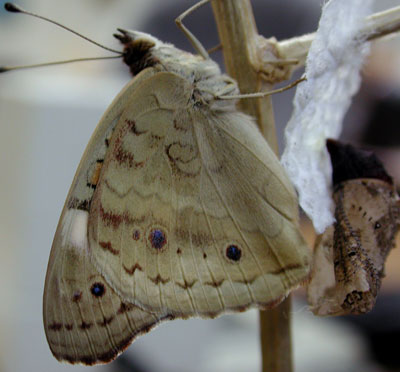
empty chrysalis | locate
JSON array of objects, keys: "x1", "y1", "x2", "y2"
[
  {"x1": 307, "y1": 139, "x2": 400, "y2": 316},
  {"x1": 3, "y1": 1, "x2": 311, "y2": 365}
]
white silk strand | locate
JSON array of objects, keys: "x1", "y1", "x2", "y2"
[{"x1": 281, "y1": 0, "x2": 374, "y2": 233}]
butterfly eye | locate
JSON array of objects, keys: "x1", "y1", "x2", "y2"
[
  {"x1": 374, "y1": 222, "x2": 381, "y2": 229},
  {"x1": 226, "y1": 245, "x2": 242, "y2": 262},
  {"x1": 149, "y1": 229, "x2": 167, "y2": 250},
  {"x1": 91, "y1": 282, "x2": 105, "y2": 297}
]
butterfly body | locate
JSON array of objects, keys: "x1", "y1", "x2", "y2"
[{"x1": 44, "y1": 30, "x2": 310, "y2": 364}]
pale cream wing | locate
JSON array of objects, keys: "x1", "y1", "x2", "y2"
[
  {"x1": 193, "y1": 108, "x2": 311, "y2": 309},
  {"x1": 44, "y1": 233, "x2": 165, "y2": 364},
  {"x1": 43, "y1": 68, "x2": 165, "y2": 364},
  {"x1": 88, "y1": 71, "x2": 310, "y2": 317}
]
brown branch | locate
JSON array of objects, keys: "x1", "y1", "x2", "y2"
[
  {"x1": 210, "y1": 1, "x2": 292, "y2": 372},
  {"x1": 276, "y1": 5, "x2": 400, "y2": 76},
  {"x1": 209, "y1": 2, "x2": 400, "y2": 372},
  {"x1": 210, "y1": 0, "x2": 278, "y2": 152},
  {"x1": 260, "y1": 299, "x2": 293, "y2": 372}
]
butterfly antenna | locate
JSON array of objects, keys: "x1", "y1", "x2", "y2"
[
  {"x1": 4, "y1": 3, "x2": 122, "y2": 54},
  {"x1": 0, "y1": 55, "x2": 122, "y2": 73}
]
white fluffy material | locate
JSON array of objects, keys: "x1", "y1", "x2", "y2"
[
  {"x1": 281, "y1": 0, "x2": 373, "y2": 234},
  {"x1": 61, "y1": 209, "x2": 89, "y2": 251}
]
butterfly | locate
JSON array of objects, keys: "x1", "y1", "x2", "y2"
[
  {"x1": 37, "y1": 17, "x2": 311, "y2": 367},
  {"x1": 307, "y1": 140, "x2": 400, "y2": 316}
]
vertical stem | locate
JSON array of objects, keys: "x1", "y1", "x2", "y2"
[
  {"x1": 210, "y1": 0, "x2": 278, "y2": 153},
  {"x1": 259, "y1": 298, "x2": 293, "y2": 372},
  {"x1": 210, "y1": 1, "x2": 293, "y2": 372}
]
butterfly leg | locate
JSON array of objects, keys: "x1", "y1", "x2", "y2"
[
  {"x1": 217, "y1": 76, "x2": 306, "y2": 100},
  {"x1": 175, "y1": 0, "x2": 211, "y2": 60}
]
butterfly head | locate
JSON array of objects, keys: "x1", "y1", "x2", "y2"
[
  {"x1": 114, "y1": 29, "x2": 162, "y2": 76},
  {"x1": 114, "y1": 29, "x2": 240, "y2": 110}
]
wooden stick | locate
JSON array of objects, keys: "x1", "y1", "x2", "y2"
[
  {"x1": 210, "y1": 0, "x2": 278, "y2": 152},
  {"x1": 209, "y1": 2, "x2": 400, "y2": 371},
  {"x1": 275, "y1": 5, "x2": 400, "y2": 76},
  {"x1": 259, "y1": 299, "x2": 292, "y2": 372},
  {"x1": 210, "y1": 2, "x2": 292, "y2": 372}
]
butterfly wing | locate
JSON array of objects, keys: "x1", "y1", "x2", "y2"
[
  {"x1": 88, "y1": 71, "x2": 310, "y2": 317},
  {"x1": 43, "y1": 68, "x2": 167, "y2": 364},
  {"x1": 44, "y1": 233, "x2": 165, "y2": 364}
]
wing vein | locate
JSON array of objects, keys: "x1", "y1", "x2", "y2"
[{"x1": 194, "y1": 119, "x2": 274, "y2": 302}]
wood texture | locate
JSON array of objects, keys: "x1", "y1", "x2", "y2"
[
  {"x1": 259, "y1": 299, "x2": 292, "y2": 372},
  {"x1": 210, "y1": 0, "x2": 278, "y2": 153}
]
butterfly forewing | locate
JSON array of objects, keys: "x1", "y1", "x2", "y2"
[
  {"x1": 44, "y1": 236, "x2": 163, "y2": 364},
  {"x1": 43, "y1": 68, "x2": 167, "y2": 364}
]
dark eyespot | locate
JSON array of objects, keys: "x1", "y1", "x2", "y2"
[
  {"x1": 348, "y1": 251, "x2": 356, "y2": 257},
  {"x1": 375, "y1": 222, "x2": 381, "y2": 229},
  {"x1": 132, "y1": 229, "x2": 140, "y2": 240},
  {"x1": 226, "y1": 245, "x2": 241, "y2": 261},
  {"x1": 72, "y1": 291, "x2": 82, "y2": 302},
  {"x1": 91, "y1": 282, "x2": 105, "y2": 297},
  {"x1": 149, "y1": 229, "x2": 167, "y2": 250}
]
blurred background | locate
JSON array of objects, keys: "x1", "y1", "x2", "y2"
[{"x1": 0, "y1": 0, "x2": 400, "y2": 371}]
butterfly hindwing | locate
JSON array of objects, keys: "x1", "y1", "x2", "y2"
[
  {"x1": 87, "y1": 71, "x2": 310, "y2": 317},
  {"x1": 44, "y1": 26, "x2": 312, "y2": 364}
]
